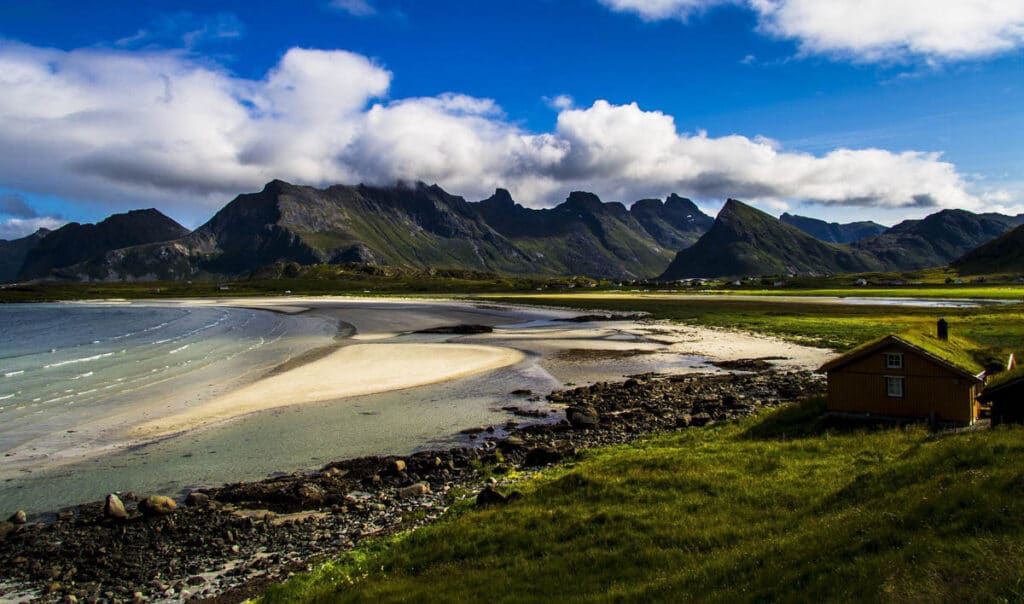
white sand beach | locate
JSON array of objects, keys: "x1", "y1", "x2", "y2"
[{"x1": 131, "y1": 342, "x2": 525, "y2": 439}]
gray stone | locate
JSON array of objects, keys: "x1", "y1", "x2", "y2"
[
  {"x1": 185, "y1": 492, "x2": 211, "y2": 508},
  {"x1": 524, "y1": 445, "x2": 564, "y2": 466},
  {"x1": 296, "y1": 483, "x2": 324, "y2": 504},
  {"x1": 397, "y1": 482, "x2": 431, "y2": 499},
  {"x1": 0, "y1": 521, "x2": 15, "y2": 537},
  {"x1": 566, "y1": 405, "x2": 600, "y2": 428}
]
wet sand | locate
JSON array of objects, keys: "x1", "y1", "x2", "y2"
[{"x1": 131, "y1": 342, "x2": 525, "y2": 440}]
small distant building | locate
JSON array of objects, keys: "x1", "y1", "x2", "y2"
[
  {"x1": 818, "y1": 320, "x2": 988, "y2": 425},
  {"x1": 981, "y1": 361, "x2": 1023, "y2": 426}
]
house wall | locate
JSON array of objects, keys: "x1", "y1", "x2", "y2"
[
  {"x1": 990, "y1": 382, "x2": 1024, "y2": 426},
  {"x1": 826, "y1": 343, "x2": 979, "y2": 424}
]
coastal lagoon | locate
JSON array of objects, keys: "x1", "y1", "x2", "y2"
[{"x1": 0, "y1": 298, "x2": 830, "y2": 515}]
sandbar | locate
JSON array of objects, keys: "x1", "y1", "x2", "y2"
[{"x1": 132, "y1": 342, "x2": 525, "y2": 440}]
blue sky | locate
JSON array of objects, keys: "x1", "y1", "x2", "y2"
[{"x1": 0, "y1": 0, "x2": 1022, "y2": 237}]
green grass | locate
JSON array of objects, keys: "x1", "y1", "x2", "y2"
[
  {"x1": 482, "y1": 293, "x2": 1024, "y2": 355},
  {"x1": 261, "y1": 399, "x2": 1024, "y2": 603},
  {"x1": 694, "y1": 286, "x2": 1024, "y2": 299},
  {"x1": 0, "y1": 268, "x2": 602, "y2": 303}
]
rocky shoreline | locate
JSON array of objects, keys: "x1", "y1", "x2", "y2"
[{"x1": 0, "y1": 368, "x2": 823, "y2": 603}]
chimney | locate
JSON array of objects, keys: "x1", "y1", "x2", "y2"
[{"x1": 937, "y1": 318, "x2": 949, "y2": 341}]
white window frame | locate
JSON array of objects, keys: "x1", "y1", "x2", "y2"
[
  {"x1": 885, "y1": 376, "x2": 905, "y2": 398},
  {"x1": 884, "y1": 353, "x2": 904, "y2": 369}
]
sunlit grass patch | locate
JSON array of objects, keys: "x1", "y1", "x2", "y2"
[{"x1": 261, "y1": 401, "x2": 1024, "y2": 603}]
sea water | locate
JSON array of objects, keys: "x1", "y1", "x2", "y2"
[
  {"x1": 0, "y1": 303, "x2": 339, "y2": 506},
  {"x1": 0, "y1": 300, "x2": 717, "y2": 515}
]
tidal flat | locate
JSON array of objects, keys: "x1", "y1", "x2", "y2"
[{"x1": 0, "y1": 297, "x2": 830, "y2": 514}]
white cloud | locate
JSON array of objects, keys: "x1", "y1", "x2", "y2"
[
  {"x1": 599, "y1": 0, "x2": 1024, "y2": 62},
  {"x1": 0, "y1": 216, "x2": 65, "y2": 240},
  {"x1": 0, "y1": 41, "x2": 992, "y2": 225},
  {"x1": 550, "y1": 101, "x2": 980, "y2": 210},
  {"x1": 329, "y1": 0, "x2": 377, "y2": 17},
  {"x1": 599, "y1": 0, "x2": 734, "y2": 20},
  {"x1": 544, "y1": 94, "x2": 575, "y2": 110},
  {"x1": 751, "y1": 0, "x2": 1024, "y2": 62}
]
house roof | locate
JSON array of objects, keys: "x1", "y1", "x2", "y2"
[
  {"x1": 981, "y1": 365, "x2": 1024, "y2": 400},
  {"x1": 818, "y1": 332, "x2": 987, "y2": 381}
]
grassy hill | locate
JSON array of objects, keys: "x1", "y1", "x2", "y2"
[
  {"x1": 854, "y1": 209, "x2": 1021, "y2": 271},
  {"x1": 953, "y1": 223, "x2": 1024, "y2": 275},
  {"x1": 263, "y1": 399, "x2": 1024, "y2": 603}
]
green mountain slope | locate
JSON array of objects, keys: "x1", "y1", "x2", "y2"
[
  {"x1": 853, "y1": 209, "x2": 1021, "y2": 270},
  {"x1": 952, "y1": 223, "x2": 1024, "y2": 275},
  {"x1": 659, "y1": 199, "x2": 881, "y2": 279}
]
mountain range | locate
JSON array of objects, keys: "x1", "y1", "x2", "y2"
[
  {"x1": 9, "y1": 181, "x2": 713, "y2": 282},
  {"x1": 660, "y1": 200, "x2": 881, "y2": 279},
  {"x1": 661, "y1": 201, "x2": 1024, "y2": 279},
  {"x1": 3, "y1": 180, "x2": 1022, "y2": 283},
  {"x1": 850, "y1": 210, "x2": 1024, "y2": 271},
  {"x1": 779, "y1": 213, "x2": 886, "y2": 244}
]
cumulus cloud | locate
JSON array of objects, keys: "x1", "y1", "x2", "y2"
[
  {"x1": 752, "y1": 0, "x2": 1024, "y2": 62},
  {"x1": 0, "y1": 40, "x2": 987, "y2": 222},
  {"x1": 600, "y1": 0, "x2": 1024, "y2": 61}
]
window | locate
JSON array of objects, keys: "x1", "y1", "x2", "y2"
[
  {"x1": 885, "y1": 376, "x2": 904, "y2": 398},
  {"x1": 884, "y1": 353, "x2": 903, "y2": 369}
]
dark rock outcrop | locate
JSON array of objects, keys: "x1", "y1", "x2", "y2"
[{"x1": 0, "y1": 228, "x2": 50, "y2": 282}]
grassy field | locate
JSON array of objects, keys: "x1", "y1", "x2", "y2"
[
  {"x1": 482, "y1": 293, "x2": 1024, "y2": 354},
  {"x1": 261, "y1": 398, "x2": 1024, "y2": 603}
]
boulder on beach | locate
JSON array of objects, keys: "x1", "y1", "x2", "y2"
[
  {"x1": 138, "y1": 495, "x2": 177, "y2": 517},
  {"x1": 185, "y1": 492, "x2": 211, "y2": 508},
  {"x1": 105, "y1": 494, "x2": 128, "y2": 520},
  {"x1": 475, "y1": 486, "x2": 522, "y2": 507},
  {"x1": 0, "y1": 520, "x2": 15, "y2": 537},
  {"x1": 566, "y1": 405, "x2": 600, "y2": 429},
  {"x1": 296, "y1": 483, "x2": 325, "y2": 504},
  {"x1": 524, "y1": 445, "x2": 566, "y2": 466},
  {"x1": 8, "y1": 510, "x2": 26, "y2": 524},
  {"x1": 398, "y1": 482, "x2": 431, "y2": 499}
]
